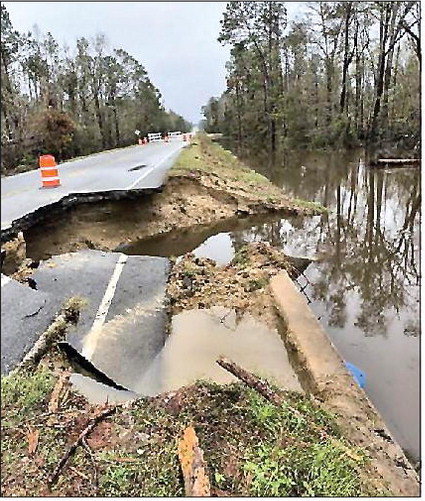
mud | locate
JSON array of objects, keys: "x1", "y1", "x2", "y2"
[
  {"x1": 2, "y1": 135, "x2": 322, "y2": 270},
  {"x1": 17, "y1": 176, "x2": 312, "y2": 263},
  {"x1": 1, "y1": 232, "x2": 26, "y2": 275},
  {"x1": 166, "y1": 242, "x2": 303, "y2": 327},
  {"x1": 65, "y1": 243, "x2": 305, "y2": 404}
]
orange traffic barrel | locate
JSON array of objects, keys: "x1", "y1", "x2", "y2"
[{"x1": 39, "y1": 155, "x2": 61, "y2": 188}]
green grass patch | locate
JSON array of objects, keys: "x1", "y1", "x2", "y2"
[
  {"x1": 170, "y1": 133, "x2": 328, "y2": 214},
  {"x1": 231, "y1": 247, "x2": 250, "y2": 268},
  {"x1": 246, "y1": 277, "x2": 269, "y2": 291},
  {"x1": 1, "y1": 367, "x2": 55, "y2": 420},
  {"x1": 171, "y1": 134, "x2": 285, "y2": 198},
  {"x1": 241, "y1": 390, "x2": 371, "y2": 496},
  {"x1": 292, "y1": 198, "x2": 328, "y2": 213},
  {"x1": 1, "y1": 369, "x2": 385, "y2": 497}
]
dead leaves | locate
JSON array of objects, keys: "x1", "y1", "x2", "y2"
[{"x1": 178, "y1": 426, "x2": 211, "y2": 497}]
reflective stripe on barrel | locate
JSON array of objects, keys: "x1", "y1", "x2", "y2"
[
  {"x1": 42, "y1": 178, "x2": 61, "y2": 187},
  {"x1": 39, "y1": 155, "x2": 57, "y2": 167},
  {"x1": 40, "y1": 167, "x2": 59, "y2": 177}
]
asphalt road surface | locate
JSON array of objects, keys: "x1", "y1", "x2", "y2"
[{"x1": 1, "y1": 139, "x2": 185, "y2": 231}]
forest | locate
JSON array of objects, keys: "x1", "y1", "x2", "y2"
[
  {"x1": 0, "y1": 5, "x2": 191, "y2": 173},
  {"x1": 202, "y1": 1, "x2": 420, "y2": 156}
]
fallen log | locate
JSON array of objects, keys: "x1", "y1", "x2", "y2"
[
  {"x1": 48, "y1": 406, "x2": 116, "y2": 487},
  {"x1": 216, "y1": 356, "x2": 283, "y2": 405},
  {"x1": 177, "y1": 426, "x2": 211, "y2": 497},
  {"x1": 216, "y1": 357, "x2": 332, "y2": 440},
  {"x1": 371, "y1": 158, "x2": 421, "y2": 168}
]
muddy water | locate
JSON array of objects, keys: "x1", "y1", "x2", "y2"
[
  {"x1": 115, "y1": 212, "x2": 284, "y2": 264},
  {"x1": 244, "y1": 150, "x2": 420, "y2": 461},
  {"x1": 122, "y1": 150, "x2": 420, "y2": 460},
  {"x1": 70, "y1": 306, "x2": 301, "y2": 404},
  {"x1": 138, "y1": 306, "x2": 301, "y2": 395}
]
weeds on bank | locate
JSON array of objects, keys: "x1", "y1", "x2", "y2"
[
  {"x1": 292, "y1": 197, "x2": 329, "y2": 212},
  {"x1": 241, "y1": 390, "x2": 370, "y2": 496},
  {"x1": 171, "y1": 134, "x2": 274, "y2": 192},
  {"x1": 1, "y1": 367, "x2": 55, "y2": 422},
  {"x1": 170, "y1": 133, "x2": 327, "y2": 214},
  {"x1": 2, "y1": 369, "x2": 381, "y2": 497}
]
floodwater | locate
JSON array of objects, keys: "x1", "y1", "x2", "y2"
[
  {"x1": 70, "y1": 306, "x2": 301, "y2": 404},
  {"x1": 122, "y1": 149, "x2": 420, "y2": 461}
]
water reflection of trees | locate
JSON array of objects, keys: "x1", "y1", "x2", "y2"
[{"x1": 231, "y1": 153, "x2": 420, "y2": 338}]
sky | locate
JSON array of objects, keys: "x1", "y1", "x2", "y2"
[{"x1": 4, "y1": 2, "x2": 306, "y2": 124}]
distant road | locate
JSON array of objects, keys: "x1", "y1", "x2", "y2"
[{"x1": 1, "y1": 140, "x2": 185, "y2": 231}]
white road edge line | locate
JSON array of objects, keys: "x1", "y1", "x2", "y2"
[
  {"x1": 126, "y1": 144, "x2": 182, "y2": 190},
  {"x1": 1, "y1": 274, "x2": 12, "y2": 287},
  {"x1": 82, "y1": 253, "x2": 128, "y2": 360}
]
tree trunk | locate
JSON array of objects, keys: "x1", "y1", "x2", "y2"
[
  {"x1": 368, "y1": 5, "x2": 391, "y2": 143},
  {"x1": 93, "y1": 92, "x2": 106, "y2": 149},
  {"x1": 381, "y1": 3, "x2": 400, "y2": 131},
  {"x1": 339, "y1": 3, "x2": 352, "y2": 114},
  {"x1": 235, "y1": 82, "x2": 242, "y2": 151},
  {"x1": 216, "y1": 356, "x2": 282, "y2": 405},
  {"x1": 113, "y1": 104, "x2": 120, "y2": 146},
  {"x1": 354, "y1": 21, "x2": 361, "y2": 135}
]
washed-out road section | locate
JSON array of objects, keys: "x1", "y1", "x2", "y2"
[
  {"x1": 1, "y1": 140, "x2": 185, "y2": 232},
  {"x1": 1, "y1": 250, "x2": 170, "y2": 379}
]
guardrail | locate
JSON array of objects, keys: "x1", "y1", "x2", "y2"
[
  {"x1": 148, "y1": 132, "x2": 162, "y2": 143},
  {"x1": 169, "y1": 131, "x2": 182, "y2": 140}
]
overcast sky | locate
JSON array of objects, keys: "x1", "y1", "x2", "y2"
[{"x1": 4, "y1": 2, "x2": 306, "y2": 124}]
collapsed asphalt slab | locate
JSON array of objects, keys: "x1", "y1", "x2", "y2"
[
  {"x1": 1, "y1": 275, "x2": 57, "y2": 374},
  {"x1": 1, "y1": 250, "x2": 170, "y2": 383}
]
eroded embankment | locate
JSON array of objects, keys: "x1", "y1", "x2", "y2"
[
  {"x1": 167, "y1": 244, "x2": 419, "y2": 495},
  {"x1": 2, "y1": 134, "x2": 324, "y2": 270},
  {"x1": 0, "y1": 243, "x2": 399, "y2": 497}
]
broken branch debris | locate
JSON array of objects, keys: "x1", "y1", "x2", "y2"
[
  {"x1": 177, "y1": 426, "x2": 211, "y2": 497},
  {"x1": 216, "y1": 356, "x2": 283, "y2": 405},
  {"x1": 48, "y1": 406, "x2": 116, "y2": 487}
]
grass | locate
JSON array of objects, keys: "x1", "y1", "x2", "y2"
[
  {"x1": 246, "y1": 277, "x2": 269, "y2": 291},
  {"x1": 1, "y1": 366, "x2": 385, "y2": 497},
  {"x1": 292, "y1": 197, "x2": 329, "y2": 212},
  {"x1": 1, "y1": 366, "x2": 55, "y2": 420},
  {"x1": 231, "y1": 246, "x2": 250, "y2": 267},
  {"x1": 240, "y1": 390, "x2": 371, "y2": 496},
  {"x1": 171, "y1": 134, "x2": 275, "y2": 191},
  {"x1": 170, "y1": 133, "x2": 327, "y2": 214}
]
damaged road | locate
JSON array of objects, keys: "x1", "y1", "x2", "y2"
[
  {"x1": 1, "y1": 275, "x2": 56, "y2": 374},
  {"x1": 1, "y1": 250, "x2": 170, "y2": 381},
  {"x1": 1, "y1": 140, "x2": 184, "y2": 235}
]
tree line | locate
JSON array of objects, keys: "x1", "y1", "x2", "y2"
[
  {"x1": 1, "y1": 5, "x2": 191, "y2": 173},
  {"x1": 202, "y1": 1, "x2": 420, "y2": 156}
]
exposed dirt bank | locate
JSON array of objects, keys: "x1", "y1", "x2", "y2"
[
  {"x1": 2, "y1": 134, "x2": 325, "y2": 271},
  {"x1": 167, "y1": 244, "x2": 419, "y2": 496},
  {"x1": 167, "y1": 241, "x2": 306, "y2": 329}
]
